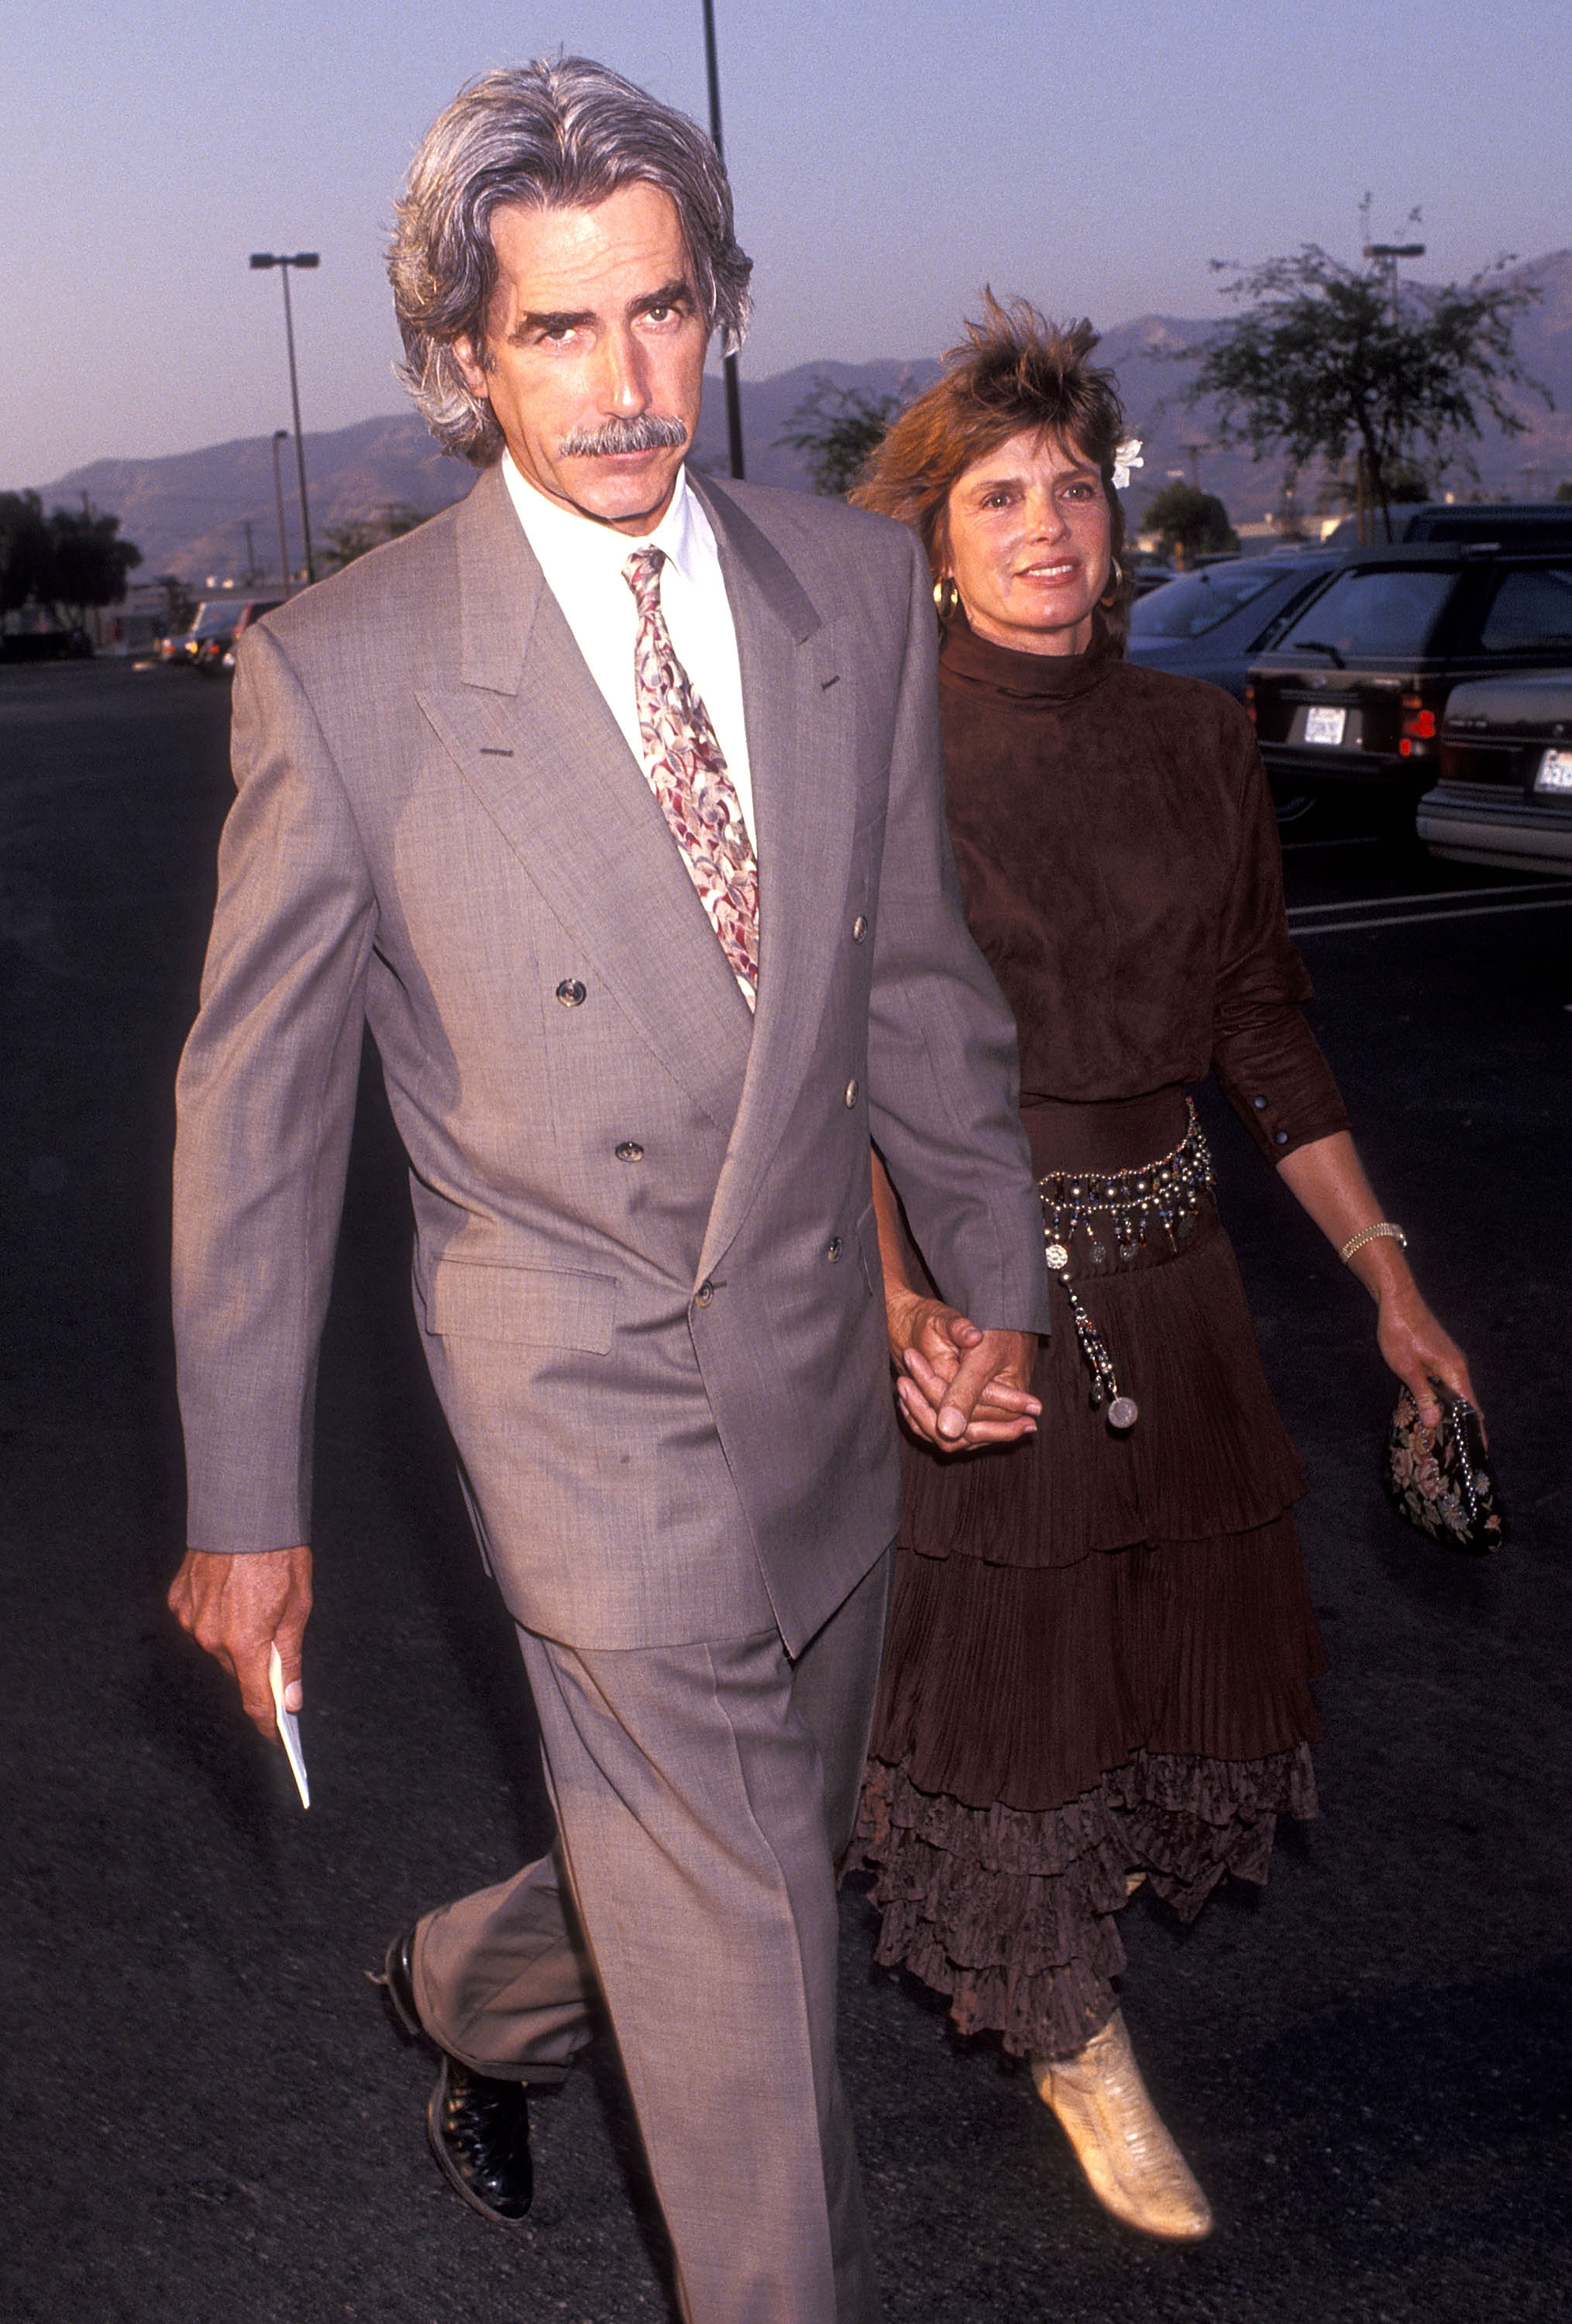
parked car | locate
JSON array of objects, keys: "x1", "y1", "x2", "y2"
[
  {"x1": 215, "y1": 598, "x2": 284, "y2": 672},
  {"x1": 1415, "y1": 671, "x2": 1572, "y2": 872},
  {"x1": 1127, "y1": 549, "x2": 1178, "y2": 596},
  {"x1": 1246, "y1": 544, "x2": 1572, "y2": 820},
  {"x1": 1321, "y1": 502, "x2": 1572, "y2": 550},
  {"x1": 161, "y1": 601, "x2": 232, "y2": 665},
  {"x1": 162, "y1": 597, "x2": 281, "y2": 672},
  {"x1": 1127, "y1": 550, "x2": 1343, "y2": 703}
]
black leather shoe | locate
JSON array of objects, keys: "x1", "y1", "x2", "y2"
[{"x1": 378, "y1": 1927, "x2": 534, "y2": 2225}]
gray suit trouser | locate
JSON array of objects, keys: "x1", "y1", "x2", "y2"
[{"x1": 411, "y1": 1550, "x2": 893, "y2": 2324}]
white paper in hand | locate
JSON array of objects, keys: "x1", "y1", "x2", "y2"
[{"x1": 268, "y1": 1642, "x2": 311, "y2": 1809}]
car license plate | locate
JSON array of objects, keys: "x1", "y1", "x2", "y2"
[
  {"x1": 1535, "y1": 748, "x2": 1572, "y2": 795},
  {"x1": 1305, "y1": 706, "x2": 1347, "y2": 747}
]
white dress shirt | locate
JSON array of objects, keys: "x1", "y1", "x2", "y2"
[{"x1": 501, "y1": 453, "x2": 755, "y2": 843}]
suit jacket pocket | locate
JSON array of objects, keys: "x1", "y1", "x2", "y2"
[{"x1": 428, "y1": 1260, "x2": 617, "y2": 1353}]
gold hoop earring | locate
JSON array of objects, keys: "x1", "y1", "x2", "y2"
[
  {"x1": 933, "y1": 575, "x2": 961, "y2": 619},
  {"x1": 1100, "y1": 559, "x2": 1125, "y2": 606}
]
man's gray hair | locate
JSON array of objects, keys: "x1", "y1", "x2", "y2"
[{"x1": 389, "y1": 57, "x2": 754, "y2": 466}]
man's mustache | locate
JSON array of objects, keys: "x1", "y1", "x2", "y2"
[{"x1": 557, "y1": 413, "x2": 690, "y2": 459}]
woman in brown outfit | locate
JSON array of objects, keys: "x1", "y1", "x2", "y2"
[{"x1": 852, "y1": 301, "x2": 1477, "y2": 2240}]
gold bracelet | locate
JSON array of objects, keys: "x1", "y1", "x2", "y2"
[{"x1": 1338, "y1": 1221, "x2": 1408, "y2": 1266}]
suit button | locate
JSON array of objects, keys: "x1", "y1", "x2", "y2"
[
  {"x1": 614, "y1": 1140, "x2": 645, "y2": 1162},
  {"x1": 1273, "y1": 1129, "x2": 1289, "y2": 1147},
  {"x1": 851, "y1": 915, "x2": 868, "y2": 943},
  {"x1": 827, "y1": 1237, "x2": 843, "y2": 1262},
  {"x1": 556, "y1": 978, "x2": 587, "y2": 1007},
  {"x1": 1252, "y1": 1094, "x2": 1268, "y2": 1110},
  {"x1": 844, "y1": 1078, "x2": 859, "y2": 1108},
  {"x1": 693, "y1": 1279, "x2": 714, "y2": 1308}
]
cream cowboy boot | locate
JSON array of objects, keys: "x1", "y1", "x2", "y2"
[{"x1": 1030, "y1": 2009, "x2": 1213, "y2": 2240}]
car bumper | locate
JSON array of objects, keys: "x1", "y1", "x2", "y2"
[
  {"x1": 1260, "y1": 744, "x2": 1420, "y2": 786},
  {"x1": 1416, "y1": 784, "x2": 1572, "y2": 871}
]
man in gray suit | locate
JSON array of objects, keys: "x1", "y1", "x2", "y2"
[{"x1": 168, "y1": 57, "x2": 1049, "y2": 2324}]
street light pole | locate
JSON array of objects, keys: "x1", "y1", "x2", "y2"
[
  {"x1": 270, "y1": 428, "x2": 292, "y2": 597},
  {"x1": 251, "y1": 252, "x2": 320, "y2": 583},
  {"x1": 1360, "y1": 241, "x2": 1426, "y2": 543},
  {"x1": 1362, "y1": 239, "x2": 1426, "y2": 327},
  {"x1": 700, "y1": 0, "x2": 746, "y2": 480}
]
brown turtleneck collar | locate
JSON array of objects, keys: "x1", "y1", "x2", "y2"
[{"x1": 938, "y1": 605, "x2": 1120, "y2": 704}]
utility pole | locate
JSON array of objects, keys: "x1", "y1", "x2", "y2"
[
  {"x1": 700, "y1": 0, "x2": 746, "y2": 480},
  {"x1": 250, "y1": 253, "x2": 320, "y2": 583},
  {"x1": 270, "y1": 430, "x2": 293, "y2": 596}
]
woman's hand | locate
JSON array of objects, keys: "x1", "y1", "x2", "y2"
[
  {"x1": 1374, "y1": 1277, "x2": 1480, "y2": 1432},
  {"x1": 1274, "y1": 1129, "x2": 1483, "y2": 1433},
  {"x1": 886, "y1": 1283, "x2": 1039, "y2": 1452}
]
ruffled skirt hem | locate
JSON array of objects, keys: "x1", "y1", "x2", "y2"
[{"x1": 855, "y1": 1745, "x2": 1318, "y2": 2061}]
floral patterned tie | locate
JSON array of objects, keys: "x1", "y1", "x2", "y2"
[{"x1": 623, "y1": 546, "x2": 759, "y2": 1008}]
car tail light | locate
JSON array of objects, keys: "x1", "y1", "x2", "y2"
[
  {"x1": 1244, "y1": 682, "x2": 1257, "y2": 730},
  {"x1": 1399, "y1": 693, "x2": 1438, "y2": 758}
]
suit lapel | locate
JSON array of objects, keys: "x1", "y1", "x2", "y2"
[
  {"x1": 418, "y1": 467, "x2": 857, "y2": 1257},
  {"x1": 418, "y1": 467, "x2": 753, "y2": 1135},
  {"x1": 691, "y1": 476, "x2": 857, "y2": 1281}
]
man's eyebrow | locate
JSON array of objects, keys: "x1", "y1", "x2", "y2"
[
  {"x1": 507, "y1": 307, "x2": 597, "y2": 343},
  {"x1": 630, "y1": 278, "x2": 696, "y2": 315},
  {"x1": 504, "y1": 280, "x2": 695, "y2": 345}
]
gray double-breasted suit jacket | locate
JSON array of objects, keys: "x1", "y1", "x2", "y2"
[{"x1": 172, "y1": 462, "x2": 1050, "y2": 1655}]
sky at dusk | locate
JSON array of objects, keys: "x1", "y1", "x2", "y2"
[{"x1": 5, "y1": 0, "x2": 1570, "y2": 486}]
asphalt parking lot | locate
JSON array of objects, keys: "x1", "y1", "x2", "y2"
[{"x1": 2, "y1": 659, "x2": 1569, "y2": 2322}]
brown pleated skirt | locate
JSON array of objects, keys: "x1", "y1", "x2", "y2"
[{"x1": 858, "y1": 1092, "x2": 1327, "y2": 2060}]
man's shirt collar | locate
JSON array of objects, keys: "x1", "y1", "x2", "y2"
[{"x1": 501, "y1": 452, "x2": 704, "y2": 587}]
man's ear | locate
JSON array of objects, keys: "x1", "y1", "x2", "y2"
[{"x1": 452, "y1": 335, "x2": 492, "y2": 401}]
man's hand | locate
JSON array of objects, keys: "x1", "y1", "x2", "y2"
[
  {"x1": 167, "y1": 1545, "x2": 314, "y2": 1742},
  {"x1": 886, "y1": 1288, "x2": 1039, "y2": 1452}
]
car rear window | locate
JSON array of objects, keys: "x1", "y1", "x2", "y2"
[
  {"x1": 1478, "y1": 566, "x2": 1572, "y2": 652},
  {"x1": 1275, "y1": 567, "x2": 1454, "y2": 660},
  {"x1": 1128, "y1": 565, "x2": 1282, "y2": 640}
]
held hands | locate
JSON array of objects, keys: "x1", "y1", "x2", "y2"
[
  {"x1": 886, "y1": 1284, "x2": 1040, "y2": 1452},
  {"x1": 167, "y1": 1545, "x2": 314, "y2": 1741}
]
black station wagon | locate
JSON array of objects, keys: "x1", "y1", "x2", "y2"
[{"x1": 1246, "y1": 545, "x2": 1572, "y2": 817}]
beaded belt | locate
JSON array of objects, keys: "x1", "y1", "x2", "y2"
[{"x1": 1039, "y1": 1095, "x2": 1216, "y2": 1432}]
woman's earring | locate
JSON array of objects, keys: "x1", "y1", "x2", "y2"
[
  {"x1": 933, "y1": 575, "x2": 961, "y2": 619},
  {"x1": 1101, "y1": 559, "x2": 1125, "y2": 605}
]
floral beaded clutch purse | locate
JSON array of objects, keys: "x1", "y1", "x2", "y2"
[{"x1": 1384, "y1": 1383, "x2": 1505, "y2": 1556}]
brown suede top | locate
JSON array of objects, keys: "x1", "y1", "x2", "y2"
[{"x1": 938, "y1": 611, "x2": 1350, "y2": 1163}]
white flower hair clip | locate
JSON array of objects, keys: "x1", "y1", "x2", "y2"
[{"x1": 1113, "y1": 438, "x2": 1144, "y2": 492}]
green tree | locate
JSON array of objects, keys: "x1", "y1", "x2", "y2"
[
  {"x1": 1182, "y1": 247, "x2": 1550, "y2": 544},
  {"x1": 1, "y1": 493, "x2": 140, "y2": 627},
  {"x1": 1142, "y1": 482, "x2": 1237, "y2": 568},
  {"x1": 1556, "y1": 480, "x2": 1572, "y2": 504},
  {"x1": 0, "y1": 490, "x2": 54, "y2": 616},
  {"x1": 776, "y1": 377, "x2": 910, "y2": 498},
  {"x1": 317, "y1": 503, "x2": 430, "y2": 574},
  {"x1": 46, "y1": 504, "x2": 142, "y2": 625}
]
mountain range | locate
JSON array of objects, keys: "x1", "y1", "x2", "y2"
[{"x1": 32, "y1": 252, "x2": 1572, "y2": 583}]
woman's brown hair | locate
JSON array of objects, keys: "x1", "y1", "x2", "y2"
[{"x1": 851, "y1": 293, "x2": 1133, "y2": 644}]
